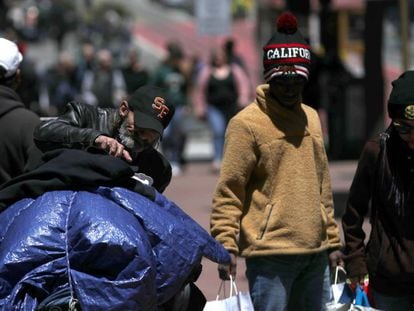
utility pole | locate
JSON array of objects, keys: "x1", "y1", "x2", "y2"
[
  {"x1": 364, "y1": 0, "x2": 387, "y2": 138},
  {"x1": 399, "y1": 0, "x2": 410, "y2": 70}
]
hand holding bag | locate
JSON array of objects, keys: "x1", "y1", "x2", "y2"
[
  {"x1": 326, "y1": 266, "x2": 354, "y2": 311},
  {"x1": 203, "y1": 276, "x2": 254, "y2": 311}
]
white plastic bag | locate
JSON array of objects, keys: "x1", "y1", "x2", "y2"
[
  {"x1": 203, "y1": 276, "x2": 254, "y2": 311},
  {"x1": 325, "y1": 268, "x2": 383, "y2": 311},
  {"x1": 325, "y1": 266, "x2": 353, "y2": 311}
]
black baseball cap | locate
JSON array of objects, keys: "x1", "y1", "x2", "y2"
[{"x1": 127, "y1": 85, "x2": 175, "y2": 135}]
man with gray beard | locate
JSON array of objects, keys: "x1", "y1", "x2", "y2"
[{"x1": 33, "y1": 85, "x2": 175, "y2": 192}]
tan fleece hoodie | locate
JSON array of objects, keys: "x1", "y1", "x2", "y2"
[{"x1": 210, "y1": 84, "x2": 342, "y2": 257}]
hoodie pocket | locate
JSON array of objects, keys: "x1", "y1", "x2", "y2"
[{"x1": 256, "y1": 203, "x2": 274, "y2": 240}]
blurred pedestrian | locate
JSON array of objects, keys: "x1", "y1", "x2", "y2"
[
  {"x1": 194, "y1": 47, "x2": 249, "y2": 172},
  {"x1": 0, "y1": 0, "x2": 9, "y2": 30},
  {"x1": 210, "y1": 12, "x2": 343, "y2": 311},
  {"x1": 151, "y1": 41, "x2": 192, "y2": 176},
  {"x1": 75, "y1": 41, "x2": 96, "y2": 90},
  {"x1": 8, "y1": 33, "x2": 41, "y2": 113},
  {"x1": 121, "y1": 46, "x2": 149, "y2": 96},
  {"x1": 43, "y1": 1, "x2": 77, "y2": 50},
  {"x1": 41, "y1": 51, "x2": 79, "y2": 115},
  {"x1": 342, "y1": 71, "x2": 414, "y2": 310},
  {"x1": 34, "y1": 85, "x2": 175, "y2": 193},
  {"x1": 302, "y1": 48, "x2": 329, "y2": 145},
  {"x1": 223, "y1": 37, "x2": 248, "y2": 75},
  {"x1": 0, "y1": 37, "x2": 42, "y2": 185},
  {"x1": 322, "y1": 52, "x2": 353, "y2": 159},
  {"x1": 81, "y1": 48, "x2": 126, "y2": 108},
  {"x1": 223, "y1": 36, "x2": 254, "y2": 106}
]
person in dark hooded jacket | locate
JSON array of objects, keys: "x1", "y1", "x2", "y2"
[
  {"x1": 342, "y1": 70, "x2": 414, "y2": 310},
  {"x1": 0, "y1": 37, "x2": 42, "y2": 185}
]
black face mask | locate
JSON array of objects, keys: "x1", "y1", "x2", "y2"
[{"x1": 269, "y1": 75, "x2": 306, "y2": 108}]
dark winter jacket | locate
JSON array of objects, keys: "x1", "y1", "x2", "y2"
[
  {"x1": 33, "y1": 101, "x2": 172, "y2": 192},
  {"x1": 0, "y1": 148, "x2": 156, "y2": 211},
  {"x1": 0, "y1": 85, "x2": 42, "y2": 186},
  {"x1": 342, "y1": 127, "x2": 414, "y2": 296}
]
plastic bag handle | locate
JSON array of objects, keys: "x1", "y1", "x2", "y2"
[
  {"x1": 333, "y1": 265, "x2": 347, "y2": 285},
  {"x1": 216, "y1": 280, "x2": 225, "y2": 300},
  {"x1": 215, "y1": 275, "x2": 239, "y2": 300},
  {"x1": 230, "y1": 275, "x2": 238, "y2": 296}
]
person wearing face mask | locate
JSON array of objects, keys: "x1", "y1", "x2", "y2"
[
  {"x1": 342, "y1": 71, "x2": 414, "y2": 310},
  {"x1": 210, "y1": 12, "x2": 343, "y2": 311},
  {"x1": 33, "y1": 85, "x2": 175, "y2": 193}
]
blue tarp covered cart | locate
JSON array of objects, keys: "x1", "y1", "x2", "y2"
[{"x1": 0, "y1": 186, "x2": 229, "y2": 310}]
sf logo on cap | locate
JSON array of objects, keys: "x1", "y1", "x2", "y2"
[
  {"x1": 404, "y1": 105, "x2": 414, "y2": 120},
  {"x1": 152, "y1": 97, "x2": 169, "y2": 119}
]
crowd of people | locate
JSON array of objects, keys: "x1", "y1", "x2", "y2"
[
  {"x1": 0, "y1": 3, "x2": 414, "y2": 311},
  {"x1": 3, "y1": 1, "x2": 253, "y2": 175},
  {"x1": 0, "y1": 0, "x2": 254, "y2": 176}
]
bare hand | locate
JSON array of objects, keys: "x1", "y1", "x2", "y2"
[
  {"x1": 218, "y1": 253, "x2": 237, "y2": 280},
  {"x1": 329, "y1": 250, "x2": 345, "y2": 268},
  {"x1": 94, "y1": 135, "x2": 132, "y2": 162}
]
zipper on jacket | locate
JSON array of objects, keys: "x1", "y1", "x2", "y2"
[{"x1": 257, "y1": 204, "x2": 274, "y2": 240}]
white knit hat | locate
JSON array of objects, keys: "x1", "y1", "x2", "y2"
[{"x1": 0, "y1": 38, "x2": 23, "y2": 78}]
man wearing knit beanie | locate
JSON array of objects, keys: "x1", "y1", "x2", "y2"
[
  {"x1": 210, "y1": 12, "x2": 342, "y2": 311},
  {"x1": 342, "y1": 70, "x2": 414, "y2": 310}
]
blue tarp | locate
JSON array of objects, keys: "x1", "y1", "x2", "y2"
[{"x1": 0, "y1": 187, "x2": 230, "y2": 310}]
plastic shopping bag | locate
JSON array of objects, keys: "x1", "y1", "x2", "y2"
[
  {"x1": 326, "y1": 266, "x2": 354, "y2": 311},
  {"x1": 203, "y1": 276, "x2": 254, "y2": 311},
  {"x1": 348, "y1": 285, "x2": 382, "y2": 311}
]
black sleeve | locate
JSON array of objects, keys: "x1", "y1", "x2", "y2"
[
  {"x1": 33, "y1": 102, "x2": 107, "y2": 152},
  {"x1": 0, "y1": 149, "x2": 156, "y2": 211},
  {"x1": 135, "y1": 148, "x2": 172, "y2": 193},
  {"x1": 341, "y1": 139, "x2": 379, "y2": 277}
]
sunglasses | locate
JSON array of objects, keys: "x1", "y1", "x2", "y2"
[{"x1": 393, "y1": 121, "x2": 414, "y2": 134}]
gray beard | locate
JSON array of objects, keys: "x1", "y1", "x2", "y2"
[
  {"x1": 117, "y1": 118, "x2": 149, "y2": 159},
  {"x1": 118, "y1": 119, "x2": 135, "y2": 150}
]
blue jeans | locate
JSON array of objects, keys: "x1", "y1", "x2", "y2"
[
  {"x1": 322, "y1": 263, "x2": 332, "y2": 304},
  {"x1": 206, "y1": 106, "x2": 227, "y2": 162},
  {"x1": 245, "y1": 251, "x2": 329, "y2": 311},
  {"x1": 371, "y1": 289, "x2": 414, "y2": 311}
]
